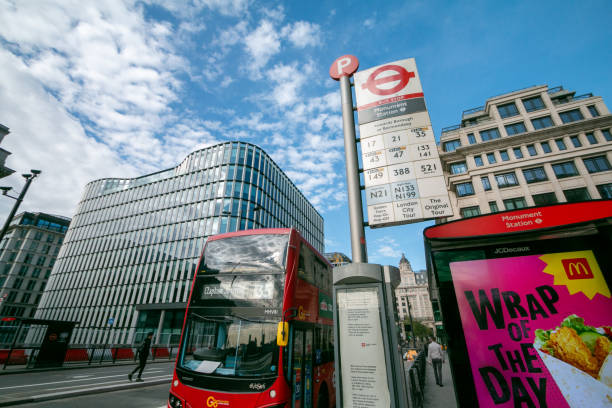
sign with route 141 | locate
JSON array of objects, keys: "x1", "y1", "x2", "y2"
[{"x1": 354, "y1": 58, "x2": 453, "y2": 227}]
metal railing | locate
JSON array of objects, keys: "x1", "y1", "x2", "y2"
[
  {"x1": 1, "y1": 343, "x2": 179, "y2": 370},
  {"x1": 547, "y1": 86, "x2": 563, "y2": 94},
  {"x1": 401, "y1": 345, "x2": 427, "y2": 408},
  {"x1": 552, "y1": 93, "x2": 593, "y2": 105},
  {"x1": 441, "y1": 124, "x2": 461, "y2": 134},
  {"x1": 462, "y1": 106, "x2": 485, "y2": 116}
]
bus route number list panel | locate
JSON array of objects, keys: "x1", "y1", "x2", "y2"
[
  {"x1": 354, "y1": 58, "x2": 454, "y2": 227},
  {"x1": 337, "y1": 287, "x2": 391, "y2": 408}
]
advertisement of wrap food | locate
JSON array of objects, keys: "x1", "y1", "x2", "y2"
[{"x1": 450, "y1": 250, "x2": 612, "y2": 408}]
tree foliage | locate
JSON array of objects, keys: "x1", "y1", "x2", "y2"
[{"x1": 404, "y1": 319, "x2": 433, "y2": 338}]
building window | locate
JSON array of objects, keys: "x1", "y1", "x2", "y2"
[
  {"x1": 500, "y1": 150, "x2": 510, "y2": 161},
  {"x1": 487, "y1": 153, "x2": 496, "y2": 164},
  {"x1": 541, "y1": 141, "x2": 552, "y2": 153},
  {"x1": 21, "y1": 293, "x2": 31, "y2": 303},
  {"x1": 523, "y1": 96, "x2": 545, "y2": 112},
  {"x1": 498, "y1": 102, "x2": 519, "y2": 118},
  {"x1": 563, "y1": 188, "x2": 591, "y2": 202},
  {"x1": 503, "y1": 197, "x2": 527, "y2": 210},
  {"x1": 459, "y1": 206, "x2": 480, "y2": 218},
  {"x1": 481, "y1": 176, "x2": 492, "y2": 191},
  {"x1": 495, "y1": 172, "x2": 519, "y2": 188},
  {"x1": 505, "y1": 122, "x2": 527, "y2": 136},
  {"x1": 532, "y1": 116, "x2": 554, "y2": 130},
  {"x1": 443, "y1": 139, "x2": 461, "y2": 152},
  {"x1": 597, "y1": 183, "x2": 612, "y2": 199},
  {"x1": 602, "y1": 129, "x2": 612, "y2": 142},
  {"x1": 527, "y1": 145, "x2": 537, "y2": 156},
  {"x1": 570, "y1": 135, "x2": 582, "y2": 147},
  {"x1": 467, "y1": 133, "x2": 476, "y2": 144},
  {"x1": 533, "y1": 192, "x2": 558, "y2": 206},
  {"x1": 586, "y1": 132, "x2": 598, "y2": 145},
  {"x1": 450, "y1": 162, "x2": 468, "y2": 174},
  {"x1": 552, "y1": 161, "x2": 579, "y2": 178},
  {"x1": 513, "y1": 147, "x2": 523, "y2": 159},
  {"x1": 456, "y1": 182, "x2": 475, "y2": 197},
  {"x1": 474, "y1": 156, "x2": 484, "y2": 167},
  {"x1": 13, "y1": 278, "x2": 23, "y2": 289},
  {"x1": 583, "y1": 156, "x2": 612, "y2": 173},
  {"x1": 559, "y1": 109, "x2": 584, "y2": 123},
  {"x1": 555, "y1": 138, "x2": 567, "y2": 150},
  {"x1": 523, "y1": 167, "x2": 548, "y2": 183},
  {"x1": 587, "y1": 105, "x2": 600, "y2": 117},
  {"x1": 480, "y1": 128, "x2": 501, "y2": 142},
  {"x1": 26, "y1": 280, "x2": 36, "y2": 290},
  {"x1": 460, "y1": 206, "x2": 481, "y2": 218},
  {"x1": 489, "y1": 201, "x2": 499, "y2": 213}
]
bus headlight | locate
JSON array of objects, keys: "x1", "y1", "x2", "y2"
[
  {"x1": 168, "y1": 392, "x2": 183, "y2": 408},
  {"x1": 269, "y1": 389, "x2": 277, "y2": 398}
]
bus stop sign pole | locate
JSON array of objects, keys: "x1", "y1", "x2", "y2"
[{"x1": 330, "y1": 55, "x2": 367, "y2": 263}]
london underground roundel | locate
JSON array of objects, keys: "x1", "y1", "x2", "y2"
[{"x1": 329, "y1": 55, "x2": 359, "y2": 80}]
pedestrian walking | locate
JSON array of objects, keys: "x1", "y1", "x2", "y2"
[
  {"x1": 128, "y1": 331, "x2": 153, "y2": 382},
  {"x1": 427, "y1": 337, "x2": 445, "y2": 386}
]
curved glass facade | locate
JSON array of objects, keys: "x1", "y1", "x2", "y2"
[{"x1": 35, "y1": 142, "x2": 324, "y2": 344}]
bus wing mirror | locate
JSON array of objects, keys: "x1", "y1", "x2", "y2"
[{"x1": 277, "y1": 322, "x2": 289, "y2": 346}]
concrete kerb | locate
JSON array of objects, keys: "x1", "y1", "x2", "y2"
[{"x1": 0, "y1": 377, "x2": 172, "y2": 407}]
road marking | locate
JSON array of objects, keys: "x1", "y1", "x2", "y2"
[
  {"x1": 44, "y1": 375, "x2": 173, "y2": 391},
  {"x1": 72, "y1": 375, "x2": 92, "y2": 379},
  {"x1": 0, "y1": 369, "x2": 170, "y2": 390},
  {"x1": 0, "y1": 373, "x2": 139, "y2": 390}
]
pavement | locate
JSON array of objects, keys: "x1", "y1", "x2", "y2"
[{"x1": 422, "y1": 356, "x2": 457, "y2": 408}]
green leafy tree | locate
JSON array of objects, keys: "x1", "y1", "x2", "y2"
[{"x1": 404, "y1": 319, "x2": 433, "y2": 340}]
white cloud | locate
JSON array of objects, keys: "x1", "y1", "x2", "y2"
[
  {"x1": 261, "y1": 5, "x2": 285, "y2": 23},
  {"x1": 0, "y1": 0, "x2": 219, "y2": 216},
  {"x1": 145, "y1": 0, "x2": 250, "y2": 17},
  {"x1": 281, "y1": 21, "x2": 321, "y2": 48},
  {"x1": 244, "y1": 20, "x2": 281, "y2": 75},
  {"x1": 374, "y1": 238, "x2": 402, "y2": 258},
  {"x1": 0, "y1": 49, "x2": 137, "y2": 217},
  {"x1": 364, "y1": 18, "x2": 376, "y2": 29}
]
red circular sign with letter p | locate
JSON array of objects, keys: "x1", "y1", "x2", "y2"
[{"x1": 329, "y1": 55, "x2": 359, "y2": 80}]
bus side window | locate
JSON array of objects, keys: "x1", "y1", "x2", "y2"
[
  {"x1": 298, "y1": 244, "x2": 314, "y2": 284},
  {"x1": 314, "y1": 327, "x2": 322, "y2": 365}
]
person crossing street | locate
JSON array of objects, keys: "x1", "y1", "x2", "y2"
[{"x1": 128, "y1": 331, "x2": 153, "y2": 382}]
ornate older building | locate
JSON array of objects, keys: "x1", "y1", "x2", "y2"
[{"x1": 394, "y1": 254, "x2": 434, "y2": 341}]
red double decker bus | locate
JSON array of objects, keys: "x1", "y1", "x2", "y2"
[{"x1": 169, "y1": 228, "x2": 335, "y2": 408}]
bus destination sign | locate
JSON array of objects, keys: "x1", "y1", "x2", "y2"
[{"x1": 354, "y1": 58, "x2": 453, "y2": 227}]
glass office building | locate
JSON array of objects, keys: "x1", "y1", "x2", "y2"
[
  {"x1": 0, "y1": 212, "x2": 70, "y2": 343},
  {"x1": 35, "y1": 142, "x2": 324, "y2": 345}
]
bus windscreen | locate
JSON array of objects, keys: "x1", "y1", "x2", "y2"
[
  {"x1": 200, "y1": 234, "x2": 289, "y2": 274},
  {"x1": 180, "y1": 314, "x2": 279, "y2": 378}
]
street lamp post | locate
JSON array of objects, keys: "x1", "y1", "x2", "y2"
[{"x1": 0, "y1": 170, "x2": 42, "y2": 243}]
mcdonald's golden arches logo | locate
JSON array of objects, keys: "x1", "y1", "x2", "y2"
[{"x1": 561, "y1": 258, "x2": 594, "y2": 280}]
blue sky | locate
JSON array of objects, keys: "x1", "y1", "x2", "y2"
[{"x1": 0, "y1": 0, "x2": 611, "y2": 270}]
